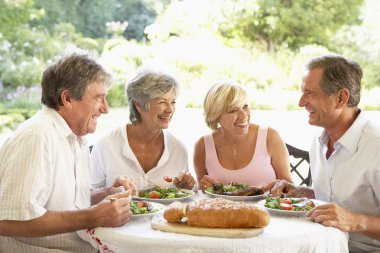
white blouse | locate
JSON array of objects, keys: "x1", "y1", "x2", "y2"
[{"x1": 90, "y1": 125, "x2": 189, "y2": 189}]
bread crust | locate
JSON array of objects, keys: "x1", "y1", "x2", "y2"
[
  {"x1": 163, "y1": 201, "x2": 187, "y2": 222},
  {"x1": 163, "y1": 198, "x2": 270, "y2": 228}
]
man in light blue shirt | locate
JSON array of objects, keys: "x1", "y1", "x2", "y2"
[{"x1": 266, "y1": 55, "x2": 380, "y2": 252}]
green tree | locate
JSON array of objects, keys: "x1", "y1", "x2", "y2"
[
  {"x1": 76, "y1": 0, "x2": 117, "y2": 38},
  {"x1": 331, "y1": 0, "x2": 380, "y2": 89},
  {"x1": 31, "y1": 0, "x2": 78, "y2": 32},
  {"x1": 0, "y1": 0, "x2": 37, "y2": 40},
  {"x1": 33, "y1": 0, "x2": 117, "y2": 38},
  {"x1": 114, "y1": 0, "x2": 166, "y2": 41},
  {"x1": 32, "y1": 0, "x2": 164, "y2": 40},
  {"x1": 218, "y1": 0, "x2": 365, "y2": 52}
]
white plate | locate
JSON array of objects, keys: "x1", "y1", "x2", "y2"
[
  {"x1": 133, "y1": 189, "x2": 195, "y2": 203},
  {"x1": 132, "y1": 202, "x2": 165, "y2": 219},
  {"x1": 204, "y1": 190, "x2": 266, "y2": 201},
  {"x1": 257, "y1": 199, "x2": 326, "y2": 217}
]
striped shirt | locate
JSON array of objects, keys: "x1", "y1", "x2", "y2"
[
  {"x1": 0, "y1": 106, "x2": 96, "y2": 252},
  {"x1": 310, "y1": 110, "x2": 380, "y2": 252}
]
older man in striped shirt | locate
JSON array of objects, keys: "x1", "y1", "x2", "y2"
[{"x1": 0, "y1": 49, "x2": 136, "y2": 252}]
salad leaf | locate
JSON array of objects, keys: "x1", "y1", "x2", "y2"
[
  {"x1": 264, "y1": 197, "x2": 315, "y2": 211},
  {"x1": 130, "y1": 201, "x2": 158, "y2": 215},
  {"x1": 138, "y1": 186, "x2": 192, "y2": 199}
]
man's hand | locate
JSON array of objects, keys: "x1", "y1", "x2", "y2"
[
  {"x1": 307, "y1": 203, "x2": 380, "y2": 240},
  {"x1": 264, "y1": 179, "x2": 315, "y2": 199},
  {"x1": 307, "y1": 203, "x2": 361, "y2": 232},
  {"x1": 0, "y1": 190, "x2": 134, "y2": 237},
  {"x1": 90, "y1": 191, "x2": 133, "y2": 228},
  {"x1": 264, "y1": 179, "x2": 298, "y2": 197}
]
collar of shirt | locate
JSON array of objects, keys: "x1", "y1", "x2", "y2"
[
  {"x1": 42, "y1": 105, "x2": 87, "y2": 147},
  {"x1": 318, "y1": 109, "x2": 367, "y2": 155},
  {"x1": 122, "y1": 127, "x2": 169, "y2": 169}
]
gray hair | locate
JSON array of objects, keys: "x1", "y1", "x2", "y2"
[
  {"x1": 306, "y1": 54, "x2": 362, "y2": 107},
  {"x1": 126, "y1": 69, "x2": 179, "y2": 123},
  {"x1": 41, "y1": 48, "x2": 113, "y2": 109}
]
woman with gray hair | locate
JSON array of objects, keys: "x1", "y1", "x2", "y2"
[{"x1": 90, "y1": 69, "x2": 196, "y2": 191}]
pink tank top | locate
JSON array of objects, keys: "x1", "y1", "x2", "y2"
[{"x1": 204, "y1": 126, "x2": 277, "y2": 187}]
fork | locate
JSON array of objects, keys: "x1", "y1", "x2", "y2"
[{"x1": 112, "y1": 185, "x2": 127, "y2": 194}]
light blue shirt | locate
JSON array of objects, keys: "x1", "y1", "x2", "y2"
[{"x1": 310, "y1": 110, "x2": 380, "y2": 252}]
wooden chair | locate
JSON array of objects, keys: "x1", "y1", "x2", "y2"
[{"x1": 286, "y1": 143, "x2": 312, "y2": 186}]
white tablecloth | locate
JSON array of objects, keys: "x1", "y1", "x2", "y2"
[{"x1": 83, "y1": 193, "x2": 349, "y2": 253}]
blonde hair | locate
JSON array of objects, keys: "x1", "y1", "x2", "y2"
[{"x1": 203, "y1": 80, "x2": 249, "y2": 130}]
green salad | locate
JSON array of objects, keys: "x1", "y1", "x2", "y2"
[
  {"x1": 130, "y1": 201, "x2": 158, "y2": 215},
  {"x1": 205, "y1": 182, "x2": 249, "y2": 194},
  {"x1": 138, "y1": 186, "x2": 192, "y2": 199},
  {"x1": 205, "y1": 182, "x2": 265, "y2": 197},
  {"x1": 264, "y1": 196, "x2": 315, "y2": 211}
]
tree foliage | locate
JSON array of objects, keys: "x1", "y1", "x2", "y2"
[
  {"x1": 31, "y1": 0, "x2": 163, "y2": 40},
  {"x1": 114, "y1": 0, "x2": 164, "y2": 41},
  {"x1": 330, "y1": 0, "x2": 380, "y2": 89},
  {"x1": 2, "y1": 0, "x2": 380, "y2": 108},
  {"x1": 32, "y1": 0, "x2": 117, "y2": 38},
  {"x1": 0, "y1": 0, "x2": 36, "y2": 40},
  {"x1": 218, "y1": 0, "x2": 365, "y2": 52}
]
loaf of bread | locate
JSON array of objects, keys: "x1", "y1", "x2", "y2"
[{"x1": 163, "y1": 198, "x2": 270, "y2": 228}]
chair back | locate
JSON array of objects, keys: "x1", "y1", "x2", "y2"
[{"x1": 286, "y1": 143, "x2": 312, "y2": 186}]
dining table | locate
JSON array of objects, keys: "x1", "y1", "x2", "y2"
[{"x1": 81, "y1": 191, "x2": 349, "y2": 253}]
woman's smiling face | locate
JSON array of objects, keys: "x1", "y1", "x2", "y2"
[
  {"x1": 139, "y1": 89, "x2": 176, "y2": 130},
  {"x1": 218, "y1": 103, "x2": 251, "y2": 135}
]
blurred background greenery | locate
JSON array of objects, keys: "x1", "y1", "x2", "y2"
[{"x1": 1, "y1": 0, "x2": 379, "y2": 132}]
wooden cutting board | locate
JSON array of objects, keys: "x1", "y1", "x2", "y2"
[{"x1": 151, "y1": 215, "x2": 263, "y2": 238}]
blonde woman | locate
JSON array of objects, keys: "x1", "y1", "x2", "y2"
[{"x1": 193, "y1": 80, "x2": 293, "y2": 190}]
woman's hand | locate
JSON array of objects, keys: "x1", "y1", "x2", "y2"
[
  {"x1": 199, "y1": 175, "x2": 220, "y2": 191},
  {"x1": 112, "y1": 175, "x2": 138, "y2": 196},
  {"x1": 173, "y1": 170, "x2": 197, "y2": 190}
]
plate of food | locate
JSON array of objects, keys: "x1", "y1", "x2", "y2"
[
  {"x1": 257, "y1": 196, "x2": 323, "y2": 217},
  {"x1": 133, "y1": 186, "x2": 195, "y2": 203},
  {"x1": 130, "y1": 200, "x2": 165, "y2": 219},
  {"x1": 204, "y1": 182, "x2": 266, "y2": 201}
]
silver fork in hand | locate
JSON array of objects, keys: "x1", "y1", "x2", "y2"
[{"x1": 112, "y1": 185, "x2": 126, "y2": 194}]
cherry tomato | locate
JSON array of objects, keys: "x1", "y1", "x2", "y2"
[
  {"x1": 163, "y1": 176, "x2": 173, "y2": 182},
  {"x1": 137, "y1": 201, "x2": 146, "y2": 208},
  {"x1": 149, "y1": 191, "x2": 160, "y2": 199},
  {"x1": 280, "y1": 199, "x2": 292, "y2": 204},
  {"x1": 279, "y1": 202, "x2": 294, "y2": 210}
]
